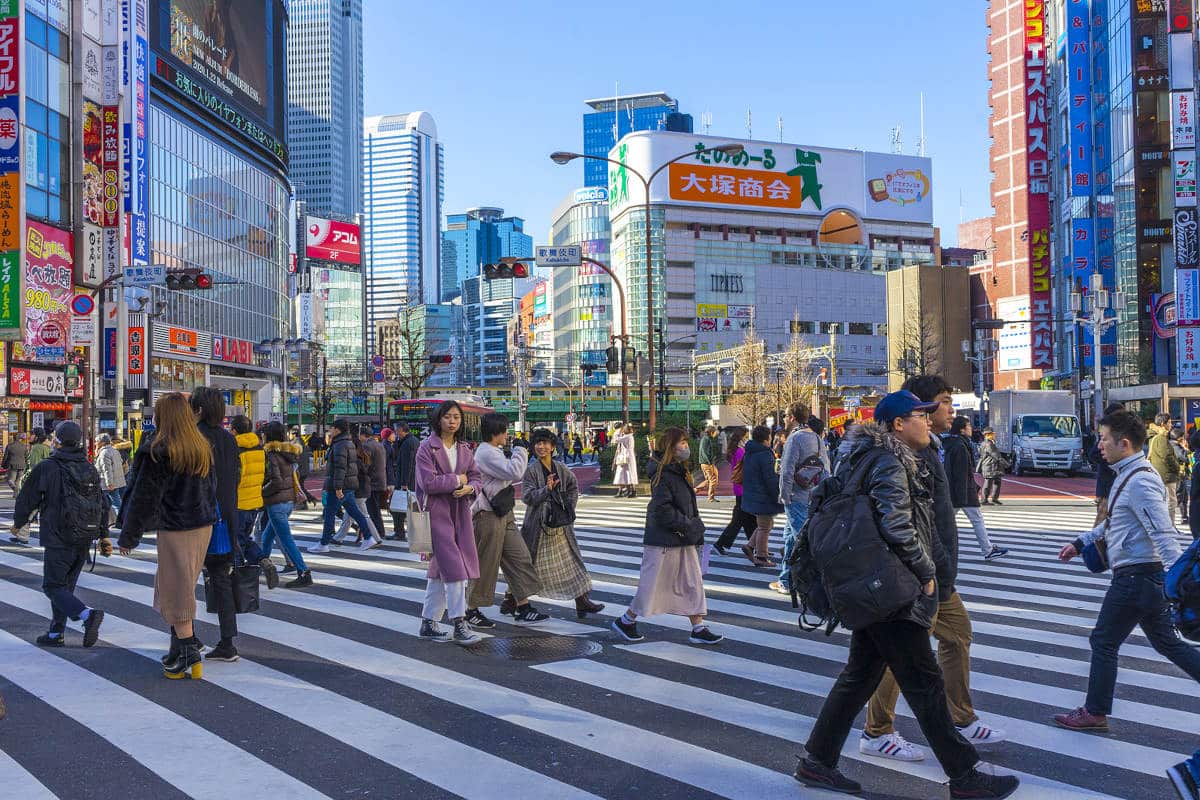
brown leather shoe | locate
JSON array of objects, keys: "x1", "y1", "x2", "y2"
[
  {"x1": 1053, "y1": 706, "x2": 1108, "y2": 731},
  {"x1": 575, "y1": 594, "x2": 606, "y2": 619}
]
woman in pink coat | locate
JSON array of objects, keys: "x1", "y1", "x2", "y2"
[{"x1": 415, "y1": 401, "x2": 483, "y2": 645}]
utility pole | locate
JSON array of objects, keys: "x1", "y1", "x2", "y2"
[
  {"x1": 515, "y1": 316, "x2": 528, "y2": 434},
  {"x1": 656, "y1": 318, "x2": 668, "y2": 417}
]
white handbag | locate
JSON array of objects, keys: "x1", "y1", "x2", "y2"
[
  {"x1": 613, "y1": 450, "x2": 629, "y2": 467},
  {"x1": 406, "y1": 491, "x2": 433, "y2": 554},
  {"x1": 388, "y1": 489, "x2": 410, "y2": 513}
]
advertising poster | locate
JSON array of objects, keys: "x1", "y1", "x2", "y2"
[
  {"x1": 82, "y1": 102, "x2": 105, "y2": 225},
  {"x1": 305, "y1": 216, "x2": 361, "y2": 265},
  {"x1": 168, "y1": 0, "x2": 270, "y2": 118},
  {"x1": 1173, "y1": 91, "x2": 1197, "y2": 149},
  {"x1": 102, "y1": 106, "x2": 120, "y2": 228},
  {"x1": 15, "y1": 222, "x2": 74, "y2": 365},
  {"x1": 1179, "y1": 327, "x2": 1200, "y2": 384},
  {"x1": 0, "y1": 2, "x2": 20, "y2": 340},
  {"x1": 1024, "y1": 0, "x2": 1053, "y2": 369},
  {"x1": 1176, "y1": 152, "x2": 1197, "y2": 206},
  {"x1": 1176, "y1": 208, "x2": 1199, "y2": 267},
  {"x1": 1179, "y1": 269, "x2": 1200, "y2": 326}
]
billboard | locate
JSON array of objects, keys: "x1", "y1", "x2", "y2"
[
  {"x1": 305, "y1": 216, "x2": 361, "y2": 266},
  {"x1": 1024, "y1": 0, "x2": 1053, "y2": 370},
  {"x1": 0, "y1": 3, "x2": 20, "y2": 341},
  {"x1": 15, "y1": 222, "x2": 73, "y2": 365}
]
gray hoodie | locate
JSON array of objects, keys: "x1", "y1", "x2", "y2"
[
  {"x1": 472, "y1": 443, "x2": 528, "y2": 515},
  {"x1": 777, "y1": 426, "x2": 827, "y2": 506},
  {"x1": 1077, "y1": 452, "x2": 1183, "y2": 571}
]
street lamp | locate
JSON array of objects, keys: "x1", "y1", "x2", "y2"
[
  {"x1": 1070, "y1": 273, "x2": 1124, "y2": 428},
  {"x1": 550, "y1": 141, "x2": 745, "y2": 430}
]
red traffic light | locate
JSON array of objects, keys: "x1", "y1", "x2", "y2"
[
  {"x1": 165, "y1": 268, "x2": 214, "y2": 291},
  {"x1": 427, "y1": 354, "x2": 453, "y2": 364},
  {"x1": 195, "y1": 273, "x2": 213, "y2": 289},
  {"x1": 483, "y1": 259, "x2": 529, "y2": 280},
  {"x1": 511, "y1": 262, "x2": 529, "y2": 278}
]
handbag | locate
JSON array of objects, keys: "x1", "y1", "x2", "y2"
[
  {"x1": 613, "y1": 449, "x2": 629, "y2": 467},
  {"x1": 485, "y1": 484, "x2": 516, "y2": 517},
  {"x1": 207, "y1": 513, "x2": 232, "y2": 556},
  {"x1": 233, "y1": 563, "x2": 261, "y2": 613},
  {"x1": 1084, "y1": 465, "x2": 1153, "y2": 573},
  {"x1": 544, "y1": 490, "x2": 576, "y2": 528},
  {"x1": 407, "y1": 491, "x2": 433, "y2": 554},
  {"x1": 389, "y1": 488, "x2": 410, "y2": 513}
]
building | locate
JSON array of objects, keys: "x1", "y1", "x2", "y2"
[
  {"x1": 376, "y1": 303, "x2": 461, "y2": 391},
  {"x1": 286, "y1": 0, "x2": 363, "y2": 219},
  {"x1": 363, "y1": 113, "x2": 445, "y2": 354},
  {"x1": 582, "y1": 92, "x2": 693, "y2": 187},
  {"x1": 885, "y1": 265, "x2": 972, "y2": 393},
  {"x1": 519, "y1": 281, "x2": 555, "y2": 380},
  {"x1": 460, "y1": 274, "x2": 535, "y2": 386},
  {"x1": 440, "y1": 207, "x2": 532, "y2": 302},
  {"x1": 549, "y1": 187, "x2": 614, "y2": 385},
  {"x1": 606, "y1": 130, "x2": 937, "y2": 395}
]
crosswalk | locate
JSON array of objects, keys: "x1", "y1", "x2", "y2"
[{"x1": 0, "y1": 495, "x2": 1194, "y2": 799}]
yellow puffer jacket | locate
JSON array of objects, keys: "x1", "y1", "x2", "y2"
[{"x1": 235, "y1": 431, "x2": 266, "y2": 510}]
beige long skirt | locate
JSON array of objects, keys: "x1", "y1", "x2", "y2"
[
  {"x1": 629, "y1": 545, "x2": 707, "y2": 618},
  {"x1": 153, "y1": 526, "x2": 212, "y2": 626}
]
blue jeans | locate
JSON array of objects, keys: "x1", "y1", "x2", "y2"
[
  {"x1": 778, "y1": 499, "x2": 810, "y2": 589},
  {"x1": 236, "y1": 509, "x2": 265, "y2": 564},
  {"x1": 1085, "y1": 564, "x2": 1200, "y2": 715},
  {"x1": 320, "y1": 489, "x2": 372, "y2": 545},
  {"x1": 103, "y1": 488, "x2": 122, "y2": 518},
  {"x1": 261, "y1": 502, "x2": 307, "y2": 572}
]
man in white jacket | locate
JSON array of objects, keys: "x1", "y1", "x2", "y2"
[
  {"x1": 94, "y1": 433, "x2": 126, "y2": 523},
  {"x1": 465, "y1": 413, "x2": 548, "y2": 628}
]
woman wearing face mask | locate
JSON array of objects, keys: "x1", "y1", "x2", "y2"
[
  {"x1": 611, "y1": 427, "x2": 723, "y2": 645},
  {"x1": 521, "y1": 428, "x2": 605, "y2": 618}
]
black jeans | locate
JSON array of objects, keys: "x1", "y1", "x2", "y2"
[
  {"x1": 1086, "y1": 564, "x2": 1200, "y2": 715},
  {"x1": 716, "y1": 496, "x2": 756, "y2": 549},
  {"x1": 983, "y1": 476, "x2": 1002, "y2": 501},
  {"x1": 43, "y1": 545, "x2": 89, "y2": 634},
  {"x1": 367, "y1": 490, "x2": 388, "y2": 542},
  {"x1": 203, "y1": 552, "x2": 238, "y2": 641},
  {"x1": 805, "y1": 619, "x2": 979, "y2": 781},
  {"x1": 391, "y1": 511, "x2": 406, "y2": 537}
]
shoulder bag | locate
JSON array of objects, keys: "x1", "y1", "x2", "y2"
[
  {"x1": 1084, "y1": 465, "x2": 1154, "y2": 573},
  {"x1": 407, "y1": 490, "x2": 433, "y2": 554},
  {"x1": 485, "y1": 484, "x2": 516, "y2": 517}
]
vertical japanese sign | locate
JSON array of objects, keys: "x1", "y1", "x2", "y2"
[
  {"x1": 0, "y1": 1, "x2": 20, "y2": 339},
  {"x1": 1170, "y1": 4, "x2": 1200, "y2": 383},
  {"x1": 122, "y1": 0, "x2": 149, "y2": 266},
  {"x1": 1172, "y1": 91, "x2": 1196, "y2": 148},
  {"x1": 1024, "y1": 0, "x2": 1053, "y2": 370},
  {"x1": 1068, "y1": 0, "x2": 1102, "y2": 368},
  {"x1": 1176, "y1": 152, "x2": 1197, "y2": 206},
  {"x1": 102, "y1": 106, "x2": 120, "y2": 227}
]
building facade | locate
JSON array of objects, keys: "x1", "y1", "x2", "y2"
[
  {"x1": 583, "y1": 92, "x2": 692, "y2": 187},
  {"x1": 363, "y1": 112, "x2": 445, "y2": 353},
  {"x1": 286, "y1": 0, "x2": 363, "y2": 219},
  {"x1": 886, "y1": 265, "x2": 972, "y2": 392},
  {"x1": 607, "y1": 131, "x2": 937, "y2": 393},
  {"x1": 460, "y1": 274, "x2": 534, "y2": 386},
  {"x1": 375, "y1": 303, "x2": 461, "y2": 391},
  {"x1": 549, "y1": 187, "x2": 614, "y2": 385},
  {"x1": 440, "y1": 207, "x2": 532, "y2": 302}
]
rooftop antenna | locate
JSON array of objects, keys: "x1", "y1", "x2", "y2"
[
  {"x1": 746, "y1": 108, "x2": 752, "y2": 139},
  {"x1": 612, "y1": 81, "x2": 619, "y2": 143},
  {"x1": 891, "y1": 125, "x2": 903, "y2": 154},
  {"x1": 917, "y1": 92, "x2": 927, "y2": 157},
  {"x1": 959, "y1": 188, "x2": 965, "y2": 224},
  {"x1": 777, "y1": 114, "x2": 784, "y2": 143},
  {"x1": 701, "y1": 111, "x2": 712, "y2": 135}
]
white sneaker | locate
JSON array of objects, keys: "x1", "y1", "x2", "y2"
[
  {"x1": 306, "y1": 543, "x2": 331, "y2": 554},
  {"x1": 957, "y1": 719, "x2": 1007, "y2": 744},
  {"x1": 858, "y1": 732, "x2": 926, "y2": 762},
  {"x1": 358, "y1": 536, "x2": 380, "y2": 551}
]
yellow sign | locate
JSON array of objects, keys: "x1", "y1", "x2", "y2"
[
  {"x1": 696, "y1": 303, "x2": 728, "y2": 318},
  {"x1": 670, "y1": 163, "x2": 803, "y2": 209}
]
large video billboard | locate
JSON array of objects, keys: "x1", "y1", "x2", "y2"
[{"x1": 306, "y1": 216, "x2": 361, "y2": 266}]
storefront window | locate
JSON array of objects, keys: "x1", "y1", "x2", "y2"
[{"x1": 151, "y1": 357, "x2": 208, "y2": 393}]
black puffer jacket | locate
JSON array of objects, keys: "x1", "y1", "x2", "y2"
[
  {"x1": 117, "y1": 446, "x2": 217, "y2": 548},
  {"x1": 262, "y1": 441, "x2": 301, "y2": 506},
  {"x1": 199, "y1": 421, "x2": 240, "y2": 524},
  {"x1": 643, "y1": 459, "x2": 706, "y2": 548},
  {"x1": 323, "y1": 433, "x2": 359, "y2": 492},
  {"x1": 921, "y1": 435, "x2": 958, "y2": 602},
  {"x1": 833, "y1": 422, "x2": 939, "y2": 628},
  {"x1": 942, "y1": 433, "x2": 980, "y2": 510},
  {"x1": 395, "y1": 433, "x2": 418, "y2": 489},
  {"x1": 13, "y1": 446, "x2": 109, "y2": 549}
]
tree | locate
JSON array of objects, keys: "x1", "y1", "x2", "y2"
[
  {"x1": 892, "y1": 309, "x2": 945, "y2": 383},
  {"x1": 725, "y1": 324, "x2": 771, "y2": 427},
  {"x1": 771, "y1": 313, "x2": 820, "y2": 419},
  {"x1": 390, "y1": 299, "x2": 440, "y2": 398}
]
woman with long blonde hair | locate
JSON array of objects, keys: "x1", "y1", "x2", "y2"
[
  {"x1": 118, "y1": 392, "x2": 218, "y2": 679},
  {"x1": 611, "y1": 427, "x2": 722, "y2": 645}
]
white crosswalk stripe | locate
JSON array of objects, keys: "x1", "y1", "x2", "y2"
[{"x1": 0, "y1": 496, "x2": 1194, "y2": 799}]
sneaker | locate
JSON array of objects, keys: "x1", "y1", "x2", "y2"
[
  {"x1": 285, "y1": 570, "x2": 313, "y2": 589},
  {"x1": 688, "y1": 626, "x2": 724, "y2": 645},
  {"x1": 205, "y1": 640, "x2": 240, "y2": 662},
  {"x1": 768, "y1": 580, "x2": 789, "y2": 595},
  {"x1": 949, "y1": 764, "x2": 1020, "y2": 799},
  {"x1": 513, "y1": 604, "x2": 549, "y2": 624},
  {"x1": 9, "y1": 535, "x2": 29, "y2": 545},
  {"x1": 858, "y1": 732, "x2": 926, "y2": 762},
  {"x1": 793, "y1": 757, "x2": 863, "y2": 795},
  {"x1": 81, "y1": 609, "x2": 105, "y2": 648},
  {"x1": 712, "y1": 543, "x2": 727, "y2": 556},
  {"x1": 35, "y1": 633, "x2": 65, "y2": 647},
  {"x1": 452, "y1": 620, "x2": 482, "y2": 646},
  {"x1": 260, "y1": 558, "x2": 279, "y2": 589},
  {"x1": 280, "y1": 563, "x2": 297, "y2": 574},
  {"x1": 465, "y1": 608, "x2": 496, "y2": 629},
  {"x1": 610, "y1": 616, "x2": 644, "y2": 642},
  {"x1": 358, "y1": 536, "x2": 381, "y2": 551},
  {"x1": 983, "y1": 547, "x2": 1010, "y2": 561},
  {"x1": 1052, "y1": 706, "x2": 1108, "y2": 731},
  {"x1": 306, "y1": 543, "x2": 331, "y2": 554},
  {"x1": 958, "y1": 719, "x2": 1007, "y2": 744},
  {"x1": 991, "y1": 499, "x2": 1003, "y2": 505},
  {"x1": 499, "y1": 594, "x2": 518, "y2": 616},
  {"x1": 419, "y1": 619, "x2": 450, "y2": 642},
  {"x1": 980, "y1": 500, "x2": 991, "y2": 506}
]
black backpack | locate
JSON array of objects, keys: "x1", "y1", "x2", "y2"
[
  {"x1": 789, "y1": 449, "x2": 922, "y2": 632},
  {"x1": 56, "y1": 460, "x2": 107, "y2": 545}
]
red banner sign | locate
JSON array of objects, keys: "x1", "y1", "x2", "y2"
[
  {"x1": 1025, "y1": 0, "x2": 1053, "y2": 370},
  {"x1": 102, "y1": 105, "x2": 120, "y2": 228},
  {"x1": 305, "y1": 216, "x2": 361, "y2": 266},
  {"x1": 128, "y1": 326, "x2": 145, "y2": 375},
  {"x1": 213, "y1": 335, "x2": 253, "y2": 365}
]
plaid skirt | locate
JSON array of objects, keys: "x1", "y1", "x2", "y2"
[{"x1": 534, "y1": 526, "x2": 591, "y2": 600}]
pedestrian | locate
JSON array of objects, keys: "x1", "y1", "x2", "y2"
[
  {"x1": 611, "y1": 427, "x2": 722, "y2": 645},
  {"x1": 291, "y1": 428, "x2": 319, "y2": 505},
  {"x1": 521, "y1": 428, "x2": 605, "y2": 619},
  {"x1": 1054, "y1": 409, "x2": 1200, "y2": 732},
  {"x1": 4, "y1": 433, "x2": 29, "y2": 492},
  {"x1": 795, "y1": 390, "x2": 1018, "y2": 799},
  {"x1": 1149, "y1": 413, "x2": 1183, "y2": 526},
  {"x1": 390, "y1": 422, "x2": 418, "y2": 541},
  {"x1": 571, "y1": 433, "x2": 584, "y2": 464},
  {"x1": 260, "y1": 422, "x2": 313, "y2": 588},
  {"x1": 356, "y1": 424, "x2": 391, "y2": 546},
  {"x1": 1174, "y1": 428, "x2": 1191, "y2": 527},
  {"x1": 978, "y1": 429, "x2": 1006, "y2": 505},
  {"x1": 230, "y1": 415, "x2": 279, "y2": 590},
  {"x1": 771, "y1": 404, "x2": 828, "y2": 593},
  {"x1": 859, "y1": 378, "x2": 1007, "y2": 764},
  {"x1": 1093, "y1": 402, "x2": 1126, "y2": 522},
  {"x1": 94, "y1": 433, "x2": 126, "y2": 523},
  {"x1": 944, "y1": 416, "x2": 1008, "y2": 561},
  {"x1": 697, "y1": 424, "x2": 721, "y2": 502},
  {"x1": 27, "y1": 428, "x2": 51, "y2": 472},
  {"x1": 118, "y1": 393, "x2": 218, "y2": 680},
  {"x1": 416, "y1": 400, "x2": 484, "y2": 645},
  {"x1": 739, "y1": 425, "x2": 783, "y2": 568},
  {"x1": 14, "y1": 421, "x2": 108, "y2": 649},
  {"x1": 465, "y1": 413, "x2": 548, "y2": 627},
  {"x1": 612, "y1": 423, "x2": 639, "y2": 498},
  {"x1": 714, "y1": 427, "x2": 756, "y2": 555},
  {"x1": 557, "y1": 431, "x2": 568, "y2": 462},
  {"x1": 308, "y1": 419, "x2": 377, "y2": 554}
]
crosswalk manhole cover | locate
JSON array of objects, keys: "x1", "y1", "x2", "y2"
[{"x1": 464, "y1": 634, "x2": 603, "y2": 661}]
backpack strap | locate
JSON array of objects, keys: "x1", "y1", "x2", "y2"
[{"x1": 1102, "y1": 465, "x2": 1154, "y2": 531}]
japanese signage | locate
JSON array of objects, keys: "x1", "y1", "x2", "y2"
[
  {"x1": 670, "y1": 163, "x2": 803, "y2": 210},
  {"x1": 15, "y1": 222, "x2": 73, "y2": 365},
  {"x1": 535, "y1": 245, "x2": 581, "y2": 267},
  {"x1": 1176, "y1": 208, "x2": 1199, "y2": 267},
  {"x1": 213, "y1": 336, "x2": 253, "y2": 365},
  {"x1": 166, "y1": 326, "x2": 199, "y2": 355},
  {"x1": 122, "y1": 0, "x2": 149, "y2": 265},
  {"x1": 296, "y1": 292, "x2": 314, "y2": 340},
  {"x1": 1179, "y1": 327, "x2": 1200, "y2": 384},
  {"x1": 0, "y1": 2, "x2": 20, "y2": 341},
  {"x1": 82, "y1": 37, "x2": 103, "y2": 101},
  {"x1": 102, "y1": 106, "x2": 121, "y2": 228},
  {"x1": 127, "y1": 325, "x2": 145, "y2": 375},
  {"x1": 9, "y1": 367, "x2": 66, "y2": 397},
  {"x1": 1153, "y1": 292, "x2": 1178, "y2": 339},
  {"x1": 82, "y1": 102, "x2": 106, "y2": 226},
  {"x1": 1171, "y1": 0, "x2": 1194, "y2": 34},
  {"x1": 1172, "y1": 91, "x2": 1196, "y2": 148},
  {"x1": 305, "y1": 216, "x2": 361, "y2": 265},
  {"x1": 998, "y1": 296, "x2": 1033, "y2": 371},
  {"x1": 104, "y1": 327, "x2": 116, "y2": 379},
  {"x1": 696, "y1": 303, "x2": 728, "y2": 318},
  {"x1": 79, "y1": 224, "x2": 103, "y2": 287},
  {"x1": 1177, "y1": 153, "x2": 1197, "y2": 206},
  {"x1": 1024, "y1": 0, "x2": 1053, "y2": 370},
  {"x1": 1178, "y1": 269, "x2": 1200, "y2": 326}
]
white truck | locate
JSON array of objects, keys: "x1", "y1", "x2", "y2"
[{"x1": 989, "y1": 389, "x2": 1084, "y2": 476}]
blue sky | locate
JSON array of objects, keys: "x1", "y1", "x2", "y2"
[{"x1": 363, "y1": 0, "x2": 991, "y2": 246}]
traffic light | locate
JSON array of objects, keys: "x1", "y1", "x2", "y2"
[
  {"x1": 427, "y1": 354, "x2": 453, "y2": 364},
  {"x1": 605, "y1": 345, "x2": 619, "y2": 373},
  {"x1": 482, "y1": 258, "x2": 530, "y2": 280},
  {"x1": 165, "y1": 268, "x2": 213, "y2": 290}
]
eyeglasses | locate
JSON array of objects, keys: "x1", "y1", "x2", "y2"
[{"x1": 903, "y1": 412, "x2": 930, "y2": 421}]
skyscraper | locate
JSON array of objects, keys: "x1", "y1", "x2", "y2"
[
  {"x1": 440, "y1": 207, "x2": 532, "y2": 302},
  {"x1": 287, "y1": 0, "x2": 364, "y2": 218},
  {"x1": 363, "y1": 113, "x2": 445, "y2": 354},
  {"x1": 582, "y1": 92, "x2": 692, "y2": 187}
]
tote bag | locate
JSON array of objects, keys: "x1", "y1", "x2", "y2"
[
  {"x1": 389, "y1": 489, "x2": 410, "y2": 513},
  {"x1": 407, "y1": 491, "x2": 433, "y2": 554}
]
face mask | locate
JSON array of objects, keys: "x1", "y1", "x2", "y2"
[{"x1": 676, "y1": 445, "x2": 690, "y2": 461}]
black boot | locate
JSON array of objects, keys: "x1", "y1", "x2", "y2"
[
  {"x1": 499, "y1": 593, "x2": 517, "y2": 616},
  {"x1": 575, "y1": 594, "x2": 606, "y2": 619},
  {"x1": 163, "y1": 636, "x2": 204, "y2": 680},
  {"x1": 160, "y1": 626, "x2": 180, "y2": 665}
]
